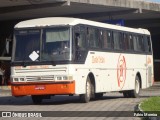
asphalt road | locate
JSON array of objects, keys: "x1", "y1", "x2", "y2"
[{"x1": 0, "y1": 82, "x2": 160, "y2": 120}]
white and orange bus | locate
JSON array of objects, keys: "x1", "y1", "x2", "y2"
[{"x1": 11, "y1": 17, "x2": 154, "y2": 104}]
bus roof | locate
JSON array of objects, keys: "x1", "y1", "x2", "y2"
[{"x1": 15, "y1": 17, "x2": 150, "y2": 35}]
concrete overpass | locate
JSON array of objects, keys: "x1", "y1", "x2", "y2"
[{"x1": 0, "y1": 0, "x2": 160, "y2": 81}]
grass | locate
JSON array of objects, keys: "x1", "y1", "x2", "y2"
[{"x1": 140, "y1": 97, "x2": 160, "y2": 115}]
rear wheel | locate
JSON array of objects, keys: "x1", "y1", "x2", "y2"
[
  {"x1": 131, "y1": 76, "x2": 141, "y2": 98},
  {"x1": 31, "y1": 95, "x2": 43, "y2": 104},
  {"x1": 80, "y1": 77, "x2": 92, "y2": 103}
]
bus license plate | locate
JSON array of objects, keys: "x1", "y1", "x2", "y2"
[{"x1": 35, "y1": 85, "x2": 45, "y2": 90}]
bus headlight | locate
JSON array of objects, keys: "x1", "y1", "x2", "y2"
[
  {"x1": 13, "y1": 77, "x2": 26, "y2": 82},
  {"x1": 63, "y1": 76, "x2": 68, "y2": 80},
  {"x1": 55, "y1": 75, "x2": 73, "y2": 81},
  {"x1": 62, "y1": 76, "x2": 73, "y2": 80},
  {"x1": 57, "y1": 76, "x2": 62, "y2": 80},
  {"x1": 19, "y1": 78, "x2": 25, "y2": 82}
]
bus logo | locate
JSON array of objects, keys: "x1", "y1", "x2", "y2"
[{"x1": 117, "y1": 54, "x2": 126, "y2": 89}]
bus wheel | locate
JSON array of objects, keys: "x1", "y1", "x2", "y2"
[
  {"x1": 131, "y1": 76, "x2": 141, "y2": 98},
  {"x1": 80, "y1": 77, "x2": 91, "y2": 103},
  {"x1": 31, "y1": 95, "x2": 43, "y2": 104},
  {"x1": 95, "y1": 93, "x2": 103, "y2": 99}
]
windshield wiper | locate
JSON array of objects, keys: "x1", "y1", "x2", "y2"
[{"x1": 22, "y1": 61, "x2": 27, "y2": 67}]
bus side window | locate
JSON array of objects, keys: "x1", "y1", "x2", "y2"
[
  {"x1": 88, "y1": 28, "x2": 100, "y2": 48},
  {"x1": 134, "y1": 35, "x2": 144, "y2": 52},
  {"x1": 123, "y1": 33, "x2": 128, "y2": 50},
  {"x1": 102, "y1": 30, "x2": 112, "y2": 49},
  {"x1": 74, "y1": 26, "x2": 86, "y2": 50},
  {"x1": 74, "y1": 26, "x2": 87, "y2": 61},
  {"x1": 75, "y1": 32, "x2": 86, "y2": 50},
  {"x1": 119, "y1": 32, "x2": 123, "y2": 49},
  {"x1": 113, "y1": 31, "x2": 122, "y2": 50},
  {"x1": 144, "y1": 36, "x2": 151, "y2": 53},
  {"x1": 129, "y1": 35, "x2": 134, "y2": 50},
  {"x1": 133, "y1": 35, "x2": 138, "y2": 51},
  {"x1": 139, "y1": 36, "x2": 145, "y2": 52},
  {"x1": 123, "y1": 34, "x2": 133, "y2": 51},
  {"x1": 147, "y1": 37, "x2": 151, "y2": 52}
]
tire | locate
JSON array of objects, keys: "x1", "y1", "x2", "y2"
[
  {"x1": 31, "y1": 95, "x2": 43, "y2": 104},
  {"x1": 130, "y1": 76, "x2": 141, "y2": 98},
  {"x1": 80, "y1": 77, "x2": 92, "y2": 103},
  {"x1": 95, "y1": 93, "x2": 103, "y2": 99}
]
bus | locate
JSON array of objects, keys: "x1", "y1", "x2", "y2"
[{"x1": 11, "y1": 17, "x2": 154, "y2": 104}]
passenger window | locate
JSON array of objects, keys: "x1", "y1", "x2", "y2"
[
  {"x1": 138, "y1": 36, "x2": 145, "y2": 51},
  {"x1": 133, "y1": 35, "x2": 144, "y2": 52},
  {"x1": 123, "y1": 34, "x2": 133, "y2": 51},
  {"x1": 74, "y1": 26, "x2": 86, "y2": 50},
  {"x1": 124, "y1": 34, "x2": 129, "y2": 50},
  {"x1": 102, "y1": 30, "x2": 112, "y2": 49},
  {"x1": 88, "y1": 28, "x2": 100, "y2": 48},
  {"x1": 74, "y1": 26, "x2": 87, "y2": 61},
  {"x1": 147, "y1": 37, "x2": 151, "y2": 52},
  {"x1": 133, "y1": 35, "x2": 139, "y2": 51},
  {"x1": 144, "y1": 36, "x2": 151, "y2": 53},
  {"x1": 113, "y1": 31, "x2": 122, "y2": 50},
  {"x1": 128, "y1": 35, "x2": 134, "y2": 50},
  {"x1": 75, "y1": 33, "x2": 86, "y2": 50}
]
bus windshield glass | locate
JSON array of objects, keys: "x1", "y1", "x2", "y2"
[
  {"x1": 42, "y1": 27, "x2": 70, "y2": 61},
  {"x1": 13, "y1": 27, "x2": 71, "y2": 63},
  {"x1": 14, "y1": 29, "x2": 40, "y2": 62}
]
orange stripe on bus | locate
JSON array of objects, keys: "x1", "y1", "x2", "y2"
[{"x1": 11, "y1": 81, "x2": 75, "y2": 96}]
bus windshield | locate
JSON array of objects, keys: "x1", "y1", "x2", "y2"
[{"x1": 13, "y1": 27, "x2": 71, "y2": 63}]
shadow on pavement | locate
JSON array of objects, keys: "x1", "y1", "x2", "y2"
[{"x1": 0, "y1": 95, "x2": 124, "y2": 106}]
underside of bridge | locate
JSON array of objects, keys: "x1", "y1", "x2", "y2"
[{"x1": 0, "y1": 0, "x2": 160, "y2": 83}]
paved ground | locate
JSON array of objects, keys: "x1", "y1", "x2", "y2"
[{"x1": 0, "y1": 82, "x2": 160, "y2": 120}]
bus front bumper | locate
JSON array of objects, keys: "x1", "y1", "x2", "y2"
[{"x1": 11, "y1": 81, "x2": 75, "y2": 97}]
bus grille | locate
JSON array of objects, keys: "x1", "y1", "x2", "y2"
[{"x1": 26, "y1": 76, "x2": 55, "y2": 82}]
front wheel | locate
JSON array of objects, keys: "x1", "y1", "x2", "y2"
[{"x1": 80, "y1": 77, "x2": 92, "y2": 103}]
